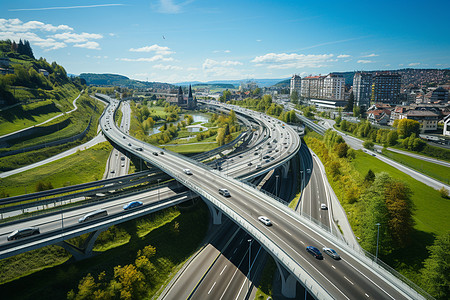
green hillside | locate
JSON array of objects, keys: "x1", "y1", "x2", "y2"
[{"x1": 80, "y1": 73, "x2": 173, "y2": 89}]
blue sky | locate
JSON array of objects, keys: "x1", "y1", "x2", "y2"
[{"x1": 1, "y1": 0, "x2": 449, "y2": 83}]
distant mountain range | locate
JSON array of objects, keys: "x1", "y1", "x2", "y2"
[
  {"x1": 79, "y1": 73, "x2": 173, "y2": 89},
  {"x1": 175, "y1": 78, "x2": 290, "y2": 88}
]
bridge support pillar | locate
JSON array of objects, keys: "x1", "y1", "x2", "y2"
[
  {"x1": 203, "y1": 197, "x2": 223, "y2": 225},
  {"x1": 275, "y1": 259, "x2": 297, "y2": 298},
  {"x1": 281, "y1": 161, "x2": 290, "y2": 179},
  {"x1": 57, "y1": 227, "x2": 108, "y2": 261}
]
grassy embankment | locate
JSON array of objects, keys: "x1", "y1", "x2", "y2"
[
  {"x1": 0, "y1": 94, "x2": 105, "y2": 173},
  {"x1": 304, "y1": 131, "x2": 449, "y2": 285},
  {"x1": 0, "y1": 141, "x2": 112, "y2": 197},
  {"x1": 381, "y1": 149, "x2": 450, "y2": 185},
  {"x1": 0, "y1": 201, "x2": 208, "y2": 300}
]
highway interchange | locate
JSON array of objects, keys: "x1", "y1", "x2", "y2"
[{"x1": 0, "y1": 97, "x2": 426, "y2": 299}]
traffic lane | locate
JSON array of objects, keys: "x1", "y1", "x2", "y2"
[
  {"x1": 163, "y1": 223, "x2": 240, "y2": 300},
  {"x1": 0, "y1": 187, "x2": 185, "y2": 243},
  {"x1": 191, "y1": 230, "x2": 249, "y2": 299},
  {"x1": 178, "y1": 167, "x2": 408, "y2": 299},
  {"x1": 312, "y1": 157, "x2": 331, "y2": 229},
  {"x1": 192, "y1": 231, "x2": 255, "y2": 300}
]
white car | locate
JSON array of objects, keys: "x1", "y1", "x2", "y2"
[
  {"x1": 258, "y1": 216, "x2": 272, "y2": 226},
  {"x1": 218, "y1": 188, "x2": 230, "y2": 197},
  {"x1": 323, "y1": 247, "x2": 340, "y2": 260},
  {"x1": 321, "y1": 203, "x2": 328, "y2": 210},
  {"x1": 183, "y1": 169, "x2": 193, "y2": 175}
]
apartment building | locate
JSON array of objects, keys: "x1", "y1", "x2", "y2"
[{"x1": 353, "y1": 72, "x2": 372, "y2": 108}]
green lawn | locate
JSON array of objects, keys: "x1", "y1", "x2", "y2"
[
  {"x1": 164, "y1": 142, "x2": 218, "y2": 154},
  {"x1": 0, "y1": 142, "x2": 112, "y2": 197},
  {"x1": 382, "y1": 149, "x2": 450, "y2": 184},
  {"x1": 350, "y1": 150, "x2": 449, "y2": 236}
]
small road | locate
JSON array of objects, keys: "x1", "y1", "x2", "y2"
[{"x1": 321, "y1": 118, "x2": 450, "y2": 191}]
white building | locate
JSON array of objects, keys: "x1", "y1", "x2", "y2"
[
  {"x1": 323, "y1": 74, "x2": 345, "y2": 100},
  {"x1": 290, "y1": 74, "x2": 301, "y2": 95}
]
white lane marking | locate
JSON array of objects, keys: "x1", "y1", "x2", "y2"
[
  {"x1": 208, "y1": 282, "x2": 216, "y2": 294},
  {"x1": 332, "y1": 265, "x2": 336, "y2": 269},
  {"x1": 344, "y1": 276, "x2": 354, "y2": 285},
  {"x1": 284, "y1": 229, "x2": 292, "y2": 236},
  {"x1": 220, "y1": 265, "x2": 227, "y2": 275},
  {"x1": 300, "y1": 241, "x2": 305, "y2": 245},
  {"x1": 239, "y1": 239, "x2": 243, "y2": 244},
  {"x1": 233, "y1": 248, "x2": 237, "y2": 254},
  {"x1": 365, "y1": 293, "x2": 370, "y2": 298},
  {"x1": 342, "y1": 258, "x2": 395, "y2": 300}
]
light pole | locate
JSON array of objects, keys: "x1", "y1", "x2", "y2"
[
  {"x1": 157, "y1": 179, "x2": 161, "y2": 202},
  {"x1": 375, "y1": 223, "x2": 381, "y2": 261},
  {"x1": 276, "y1": 175, "x2": 279, "y2": 196},
  {"x1": 247, "y1": 238, "x2": 253, "y2": 294}
]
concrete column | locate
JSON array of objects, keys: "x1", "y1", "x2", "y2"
[
  {"x1": 275, "y1": 259, "x2": 297, "y2": 298},
  {"x1": 203, "y1": 197, "x2": 223, "y2": 225},
  {"x1": 281, "y1": 160, "x2": 290, "y2": 179},
  {"x1": 57, "y1": 227, "x2": 108, "y2": 260}
]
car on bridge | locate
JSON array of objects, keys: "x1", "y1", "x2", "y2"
[
  {"x1": 183, "y1": 169, "x2": 193, "y2": 175},
  {"x1": 321, "y1": 203, "x2": 327, "y2": 210},
  {"x1": 218, "y1": 188, "x2": 230, "y2": 197},
  {"x1": 323, "y1": 247, "x2": 340, "y2": 260},
  {"x1": 258, "y1": 216, "x2": 272, "y2": 226},
  {"x1": 306, "y1": 246, "x2": 323, "y2": 259},
  {"x1": 7, "y1": 227, "x2": 40, "y2": 241},
  {"x1": 79, "y1": 209, "x2": 108, "y2": 223},
  {"x1": 123, "y1": 201, "x2": 143, "y2": 210}
]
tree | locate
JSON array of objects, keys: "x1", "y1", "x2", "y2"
[
  {"x1": 397, "y1": 119, "x2": 420, "y2": 138},
  {"x1": 290, "y1": 90, "x2": 299, "y2": 104},
  {"x1": 384, "y1": 180, "x2": 414, "y2": 247},
  {"x1": 353, "y1": 105, "x2": 361, "y2": 118},
  {"x1": 421, "y1": 232, "x2": 450, "y2": 299},
  {"x1": 364, "y1": 169, "x2": 375, "y2": 183},
  {"x1": 344, "y1": 91, "x2": 354, "y2": 112},
  {"x1": 113, "y1": 264, "x2": 146, "y2": 300},
  {"x1": 334, "y1": 142, "x2": 349, "y2": 158},
  {"x1": 386, "y1": 131, "x2": 398, "y2": 146},
  {"x1": 252, "y1": 87, "x2": 261, "y2": 96}
]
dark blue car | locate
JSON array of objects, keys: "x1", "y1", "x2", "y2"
[
  {"x1": 123, "y1": 201, "x2": 143, "y2": 210},
  {"x1": 306, "y1": 246, "x2": 323, "y2": 259}
]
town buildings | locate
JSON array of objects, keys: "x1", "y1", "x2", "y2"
[
  {"x1": 290, "y1": 74, "x2": 301, "y2": 96},
  {"x1": 166, "y1": 85, "x2": 197, "y2": 110},
  {"x1": 353, "y1": 72, "x2": 372, "y2": 108},
  {"x1": 371, "y1": 72, "x2": 402, "y2": 105}
]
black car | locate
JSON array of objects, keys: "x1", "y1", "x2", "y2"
[
  {"x1": 7, "y1": 227, "x2": 40, "y2": 241},
  {"x1": 306, "y1": 246, "x2": 323, "y2": 259}
]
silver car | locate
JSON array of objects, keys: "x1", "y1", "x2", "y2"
[
  {"x1": 322, "y1": 247, "x2": 340, "y2": 260},
  {"x1": 7, "y1": 227, "x2": 40, "y2": 241}
]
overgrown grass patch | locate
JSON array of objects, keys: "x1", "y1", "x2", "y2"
[
  {"x1": 0, "y1": 142, "x2": 112, "y2": 197},
  {"x1": 164, "y1": 142, "x2": 218, "y2": 154},
  {"x1": 255, "y1": 255, "x2": 276, "y2": 299}
]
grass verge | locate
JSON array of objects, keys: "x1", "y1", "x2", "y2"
[
  {"x1": 254, "y1": 255, "x2": 276, "y2": 299},
  {"x1": 381, "y1": 149, "x2": 450, "y2": 184},
  {"x1": 0, "y1": 142, "x2": 112, "y2": 197}
]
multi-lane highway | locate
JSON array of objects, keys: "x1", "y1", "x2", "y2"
[{"x1": 101, "y1": 99, "x2": 422, "y2": 299}]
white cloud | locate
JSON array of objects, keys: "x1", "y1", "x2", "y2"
[
  {"x1": 256, "y1": 39, "x2": 262, "y2": 42},
  {"x1": 213, "y1": 49, "x2": 231, "y2": 53},
  {"x1": 203, "y1": 59, "x2": 243, "y2": 69},
  {"x1": 153, "y1": 64, "x2": 183, "y2": 70},
  {"x1": 251, "y1": 53, "x2": 334, "y2": 69},
  {"x1": 362, "y1": 53, "x2": 378, "y2": 57},
  {"x1": 156, "y1": 0, "x2": 183, "y2": 14},
  {"x1": 408, "y1": 62, "x2": 420, "y2": 66},
  {"x1": 187, "y1": 67, "x2": 198, "y2": 71},
  {"x1": 52, "y1": 32, "x2": 103, "y2": 43},
  {"x1": 129, "y1": 44, "x2": 173, "y2": 55},
  {"x1": 0, "y1": 31, "x2": 67, "y2": 50},
  {"x1": 0, "y1": 18, "x2": 73, "y2": 32},
  {"x1": 74, "y1": 41, "x2": 101, "y2": 50},
  {"x1": 357, "y1": 60, "x2": 374, "y2": 64},
  {"x1": 9, "y1": 4, "x2": 124, "y2": 12},
  {"x1": 337, "y1": 54, "x2": 351, "y2": 58},
  {"x1": 119, "y1": 55, "x2": 174, "y2": 62}
]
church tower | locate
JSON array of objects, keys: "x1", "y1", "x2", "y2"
[
  {"x1": 177, "y1": 86, "x2": 184, "y2": 106},
  {"x1": 187, "y1": 85, "x2": 193, "y2": 109}
]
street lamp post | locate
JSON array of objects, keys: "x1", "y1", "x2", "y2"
[
  {"x1": 276, "y1": 175, "x2": 279, "y2": 196},
  {"x1": 157, "y1": 179, "x2": 161, "y2": 202},
  {"x1": 247, "y1": 238, "x2": 253, "y2": 294},
  {"x1": 375, "y1": 223, "x2": 381, "y2": 261}
]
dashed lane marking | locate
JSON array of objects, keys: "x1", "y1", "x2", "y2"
[
  {"x1": 220, "y1": 265, "x2": 227, "y2": 275},
  {"x1": 344, "y1": 276, "x2": 354, "y2": 285},
  {"x1": 365, "y1": 293, "x2": 370, "y2": 298},
  {"x1": 208, "y1": 282, "x2": 216, "y2": 294}
]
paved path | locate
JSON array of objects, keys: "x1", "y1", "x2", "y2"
[{"x1": 0, "y1": 90, "x2": 83, "y2": 140}]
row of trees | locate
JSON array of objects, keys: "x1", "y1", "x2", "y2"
[
  {"x1": 0, "y1": 39, "x2": 34, "y2": 59},
  {"x1": 306, "y1": 130, "x2": 416, "y2": 253},
  {"x1": 337, "y1": 118, "x2": 426, "y2": 151},
  {"x1": 213, "y1": 110, "x2": 240, "y2": 146}
]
